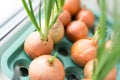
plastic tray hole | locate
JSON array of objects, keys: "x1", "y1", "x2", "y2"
[
  {"x1": 67, "y1": 73, "x2": 79, "y2": 80},
  {"x1": 58, "y1": 47, "x2": 69, "y2": 56},
  {"x1": 20, "y1": 67, "x2": 28, "y2": 77},
  {"x1": 65, "y1": 67, "x2": 83, "y2": 80}
]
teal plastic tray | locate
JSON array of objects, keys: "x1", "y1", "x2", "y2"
[{"x1": 1, "y1": 12, "x2": 120, "y2": 80}]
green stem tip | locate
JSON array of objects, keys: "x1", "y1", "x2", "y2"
[{"x1": 48, "y1": 52, "x2": 58, "y2": 63}]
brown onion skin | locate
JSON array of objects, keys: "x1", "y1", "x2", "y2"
[
  {"x1": 71, "y1": 38, "x2": 97, "y2": 67},
  {"x1": 76, "y1": 7, "x2": 95, "y2": 28},
  {"x1": 84, "y1": 59, "x2": 116, "y2": 80},
  {"x1": 63, "y1": 0, "x2": 80, "y2": 16},
  {"x1": 49, "y1": 20, "x2": 64, "y2": 44},
  {"x1": 29, "y1": 55, "x2": 65, "y2": 80},
  {"x1": 58, "y1": 10, "x2": 71, "y2": 27},
  {"x1": 24, "y1": 31, "x2": 53, "y2": 59},
  {"x1": 66, "y1": 20, "x2": 88, "y2": 42}
]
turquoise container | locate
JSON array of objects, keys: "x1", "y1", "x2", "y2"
[{"x1": 1, "y1": 11, "x2": 120, "y2": 80}]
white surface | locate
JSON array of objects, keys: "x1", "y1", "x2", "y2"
[
  {"x1": 81, "y1": 0, "x2": 100, "y2": 12},
  {"x1": 0, "y1": 0, "x2": 22, "y2": 80},
  {"x1": 0, "y1": 0, "x2": 23, "y2": 80},
  {"x1": 0, "y1": 68, "x2": 10, "y2": 80},
  {"x1": 0, "y1": 0, "x2": 23, "y2": 26}
]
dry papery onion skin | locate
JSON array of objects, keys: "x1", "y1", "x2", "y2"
[{"x1": 49, "y1": 20, "x2": 65, "y2": 44}]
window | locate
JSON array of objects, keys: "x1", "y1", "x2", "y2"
[{"x1": 0, "y1": 0, "x2": 39, "y2": 41}]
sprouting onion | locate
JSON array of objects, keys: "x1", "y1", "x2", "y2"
[
  {"x1": 22, "y1": 0, "x2": 65, "y2": 59},
  {"x1": 91, "y1": 0, "x2": 120, "y2": 80},
  {"x1": 22, "y1": 0, "x2": 64, "y2": 41},
  {"x1": 48, "y1": 51, "x2": 58, "y2": 63},
  {"x1": 93, "y1": 4, "x2": 107, "y2": 46},
  {"x1": 22, "y1": 0, "x2": 41, "y2": 33},
  {"x1": 28, "y1": 52, "x2": 65, "y2": 80},
  {"x1": 93, "y1": 0, "x2": 107, "y2": 61}
]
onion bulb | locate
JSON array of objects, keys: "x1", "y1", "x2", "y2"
[
  {"x1": 71, "y1": 38, "x2": 97, "y2": 67},
  {"x1": 66, "y1": 20, "x2": 88, "y2": 42},
  {"x1": 29, "y1": 55, "x2": 65, "y2": 80},
  {"x1": 84, "y1": 59, "x2": 116, "y2": 80},
  {"x1": 24, "y1": 31, "x2": 53, "y2": 59},
  {"x1": 58, "y1": 10, "x2": 71, "y2": 27},
  {"x1": 63, "y1": 0, "x2": 80, "y2": 16},
  {"x1": 76, "y1": 7, "x2": 95, "y2": 28}
]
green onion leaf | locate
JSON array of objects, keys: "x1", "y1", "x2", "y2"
[
  {"x1": 55, "y1": 0, "x2": 59, "y2": 12},
  {"x1": 55, "y1": 0, "x2": 64, "y2": 12},
  {"x1": 48, "y1": 12, "x2": 60, "y2": 30},
  {"x1": 93, "y1": 0, "x2": 107, "y2": 61},
  {"x1": 38, "y1": 0, "x2": 43, "y2": 30},
  {"x1": 22, "y1": 0, "x2": 40, "y2": 32},
  {"x1": 59, "y1": 0, "x2": 65, "y2": 8},
  {"x1": 44, "y1": 0, "x2": 54, "y2": 27},
  {"x1": 92, "y1": 0, "x2": 120, "y2": 80}
]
